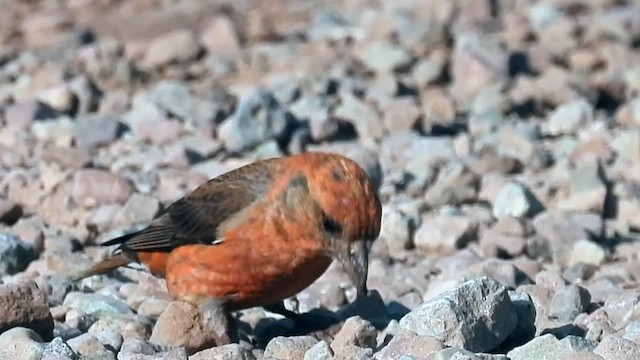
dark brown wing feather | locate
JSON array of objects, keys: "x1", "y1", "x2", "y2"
[{"x1": 102, "y1": 161, "x2": 273, "y2": 252}]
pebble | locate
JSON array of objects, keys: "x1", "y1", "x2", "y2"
[
  {"x1": 0, "y1": 233, "x2": 37, "y2": 276},
  {"x1": 0, "y1": 281, "x2": 54, "y2": 340},
  {"x1": 414, "y1": 215, "x2": 477, "y2": 255},
  {"x1": 143, "y1": 29, "x2": 203, "y2": 68},
  {"x1": 399, "y1": 276, "x2": 517, "y2": 352},
  {"x1": 72, "y1": 169, "x2": 135, "y2": 208}
]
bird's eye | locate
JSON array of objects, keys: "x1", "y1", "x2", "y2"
[{"x1": 322, "y1": 215, "x2": 342, "y2": 234}]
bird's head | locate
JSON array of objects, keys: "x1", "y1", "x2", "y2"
[{"x1": 302, "y1": 152, "x2": 382, "y2": 299}]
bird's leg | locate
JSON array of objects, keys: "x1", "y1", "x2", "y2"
[{"x1": 197, "y1": 298, "x2": 238, "y2": 345}]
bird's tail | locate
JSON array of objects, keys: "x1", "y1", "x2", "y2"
[{"x1": 72, "y1": 252, "x2": 134, "y2": 282}]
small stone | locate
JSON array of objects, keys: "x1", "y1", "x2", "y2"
[
  {"x1": 189, "y1": 343, "x2": 254, "y2": 360},
  {"x1": 569, "y1": 240, "x2": 606, "y2": 267},
  {"x1": 546, "y1": 98, "x2": 594, "y2": 136},
  {"x1": 63, "y1": 292, "x2": 133, "y2": 317},
  {"x1": 414, "y1": 215, "x2": 477, "y2": 255},
  {"x1": 43, "y1": 337, "x2": 78, "y2": 359},
  {"x1": 563, "y1": 263, "x2": 598, "y2": 283},
  {"x1": 593, "y1": 336, "x2": 640, "y2": 359},
  {"x1": 218, "y1": 89, "x2": 291, "y2": 152},
  {"x1": 304, "y1": 340, "x2": 333, "y2": 360},
  {"x1": 150, "y1": 301, "x2": 217, "y2": 353},
  {"x1": 357, "y1": 42, "x2": 413, "y2": 73},
  {"x1": 422, "y1": 89, "x2": 457, "y2": 132},
  {"x1": 331, "y1": 316, "x2": 377, "y2": 351},
  {"x1": 0, "y1": 281, "x2": 54, "y2": 340},
  {"x1": 549, "y1": 285, "x2": 592, "y2": 321},
  {"x1": 424, "y1": 161, "x2": 479, "y2": 207},
  {"x1": 379, "y1": 206, "x2": 415, "y2": 257},
  {"x1": 5, "y1": 100, "x2": 58, "y2": 131},
  {"x1": 133, "y1": 118, "x2": 182, "y2": 146},
  {"x1": 375, "y1": 331, "x2": 445, "y2": 359},
  {"x1": 87, "y1": 315, "x2": 152, "y2": 341},
  {"x1": 115, "y1": 194, "x2": 161, "y2": 227},
  {"x1": 334, "y1": 90, "x2": 384, "y2": 145},
  {"x1": 94, "y1": 331, "x2": 122, "y2": 353},
  {"x1": 72, "y1": 169, "x2": 135, "y2": 208},
  {"x1": 507, "y1": 334, "x2": 598, "y2": 360},
  {"x1": 66, "y1": 333, "x2": 115, "y2": 360},
  {"x1": 144, "y1": 29, "x2": 203, "y2": 68},
  {"x1": 492, "y1": 182, "x2": 543, "y2": 219},
  {"x1": 399, "y1": 276, "x2": 517, "y2": 352},
  {"x1": 558, "y1": 159, "x2": 607, "y2": 213},
  {"x1": 0, "y1": 233, "x2": 37, "y2": 276},
  {"x1": 200, "y1": 15, "x2": 241, "y2": 58},
  {"x1": 264, "y1": 336, "x2": 318, "y2": 360},
  {"x1": 74, "y1": 115, "x2": 123, "y2": 150},
  {"x1": 382, "y1": 97, "x2": 422, "y2": 133},
  {"x1": 533, "y1": 212, "x2": 592, "y2": 267}
]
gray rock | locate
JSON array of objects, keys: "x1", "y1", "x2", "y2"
[
  {"x1": 72, "y1": 169, "x2": 135, "y2": 207},
  {"x1": 414, "y1": 215, "x2": 477, "y2": 255},
  {"x1": 399, "y1": 276, "x2": 517, "y2": 352},
  {"x1": 143, "y1": 29, "x2": 203, "y2": 68},
  {"x1": 218, "y1": 89, "x2": 291, "y2": 152},
  {"x1": 593, "y1": 335, "x2": 640, "y2": 359},
  {"x1": 492, "y1": 182, "x2": 544, "y2": 219},
  {"x1": 115, "y1": 194, "x2": 161, "y2": 226},
  {"x1": 332, "y1": 316, "x2": 377, "y2": 351},
  {"x1": 507, "y1": 334, "x2": 597, "y2": 360},
  {"x1": 558, "y1": 159, "x2": 607, "y2": 213},
  {"x1": 66, "y1": 333, "x2": 115, "y2": 360},
  {"x1": 546, "y1": 98, "x2": 594, "y2": 136},
  {"x1": 142, "y1": 81, "x2": 220, "y2": 126},
  {"x1": 0, "y1": 281, "x2": 53, "y2": 340},
  {"x1": 304, "y1": 340, "x2": 333, "y2": 360},
  {"x1": 74, "y1": 114, "x2": 122, "y2": 150},
  {"x1": 63, "y1": 292, "x2": 133, "y2": 317},
  {"x1": 549, "y1": 285, "x2": 591, "y2": 321},
  {"x1": 43, "y1": 337, "x2": 78, "y2": 360},
  {"x1": 5, "y1": 100, "x2": 58, "y2": 130},
  {"x1": 357, "y1": 42, "x2": 413, "y2": 73},
  {"x1": 380, "y1": 206, "x2": 415, "y2": 257},
  {"x1": 264, "y1": 336, "x2": 318, "y2": 360},
  {"x1": 533, "y1": 212, "x2": 592, "y2": 267},
  {"x1": 425, "y1": 161, "x2": 479, "y2": 207},
  {"x1": 189, "y1": 343, "x2": 254, "y2": 360},
  {"x1": 334, "y1": 90, "x2": 384, "y2": 145},
  {"x1": 0, "y1": 233, "x2": 37, "y2": 276}
]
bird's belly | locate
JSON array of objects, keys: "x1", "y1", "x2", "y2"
[{"x1": 165, "y1": 244, "x2": 333, "y2": 310}]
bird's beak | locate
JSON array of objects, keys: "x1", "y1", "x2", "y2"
[{"x1": 338, "y1": 239, "x2": 371, "y2": 300}]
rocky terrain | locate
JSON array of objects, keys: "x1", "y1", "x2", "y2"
[{"x1": 2, "y1": 0, "x2": 640, "y2": 359}]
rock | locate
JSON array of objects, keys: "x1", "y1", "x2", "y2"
[
  {"x1": 507, "y1": 334, "x2": 598, "y2": 360},
  {"x1": 63, "y1": 292, "x2": 133, "y2": 317},
  {"x1": 0, "y1": 328, "x2": 45, "y2": 360},
  {"x1": 558, "y1": 159, "x2": 607, "y2": 213},
  {"x1": 492, "y1": 182, "x2": 544, "y2": 219},
  {"x1": 94, "y1": 331, "x2": 122, "y2": 353},
  {"x1": 43, "y1": 337, "x2": 78, "y2": 359},
  {"x1": 218, "y1": 89, "x2": 291, "y2": 152},
  {"x1": 115, "y1": 194, "x2": 161, "y2": 226},
  {"x1": 334, "y1": 90, "x2": 384, "y2": 145},
  {"x1": 382, "y1": 97, "x2": 422, "y2": 133},
  {"x1": 399, "y1": 276, "x2": 517, "y2": 352},
  {"x1": 264, "y1": 336, "x2": 318, "y2": 360},
  {"x1": 144, "y1": 29, "x2": 203, "y2": 68},
  {"x1": 379, "y1": 206, "x2": 415, "y2": 257},
  {"x1": 533, "y1": 212, "x2": 592, "y2": 267},
  {"x1": 356, "y1": 42, "x2": 413, "y2": 73},
  {"x1": 200, "y1": 15, "x2": 241, "y2": 58},
  {"x1": 34, "y1": 274, "x2": 74, "y2": 306},
  {"x1": 450, "y1": 32, "x2": 508, "y2": 105},
  {"x1": 331, "y1": 316, "x2": 377, "y2": 351},
  {"x1": 422, "y1": 88, "x2": 457, "y2": 132},
  {"x1": 0, "y1": 233, "x2": 37, "y2": 276},
  {"x1": 150, "y1": 301, "x2": 217, "y2": 353},
  {"x1": 593, "y1": 335, "x2": 640, "y2": 359},
  {"x1": 74, "y1": 114, "x2": 122, "y2": 150},
  {"x1": 549, "y1": 285, "x2": 592, "y2": 321},
  {"x1": 66, "y1": 333, "x2": 115, "y2": 360},
  {"x1": 5, "y1": 100, "x2": 58, "y2": 131},
  {"x1": 375, "y1": 331, "x2": 445, "y2": 359},
  {"x1": 424, "y1": 161, "x2": 479, "y2": 207},
  {"x1": 304, "y1": 340, "x2": 334, "y2": 360},
  {"x1": 72, "y1": 169, "x2": 135, "y2": 207},
  {"x1": 569, "y1": 239, "x2": 606, "y2": 267},
  {"x1": 0, "y1": 281, "x2": 53, "y2": 340},
  {"x1": 87, "y1": 315, "x2": 152, "y2": 341},
  {"x1": 133, "y1": 118, "x2": 182, "y2": 145},
  {"x1": 189, "y1": 343, "x2": 254, "y2": 360},
  {"x1": 546, "y1": 98, "x2": 594, "y2": 136},
  {"x1": 414, "y1": 215, "x2": 477, "y2": 255}
]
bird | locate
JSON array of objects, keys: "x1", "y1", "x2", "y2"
[{"x1": 73, "y1": 151, "x2": 382, "y2": 345}]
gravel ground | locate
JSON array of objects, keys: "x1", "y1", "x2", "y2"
[{"x1": 1, "y1": 0, "x2": 640, "y2": 359}]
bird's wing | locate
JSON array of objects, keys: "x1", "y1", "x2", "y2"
[{"x1": 101, "y1": 161, "x2": 273, "y2": 252}]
